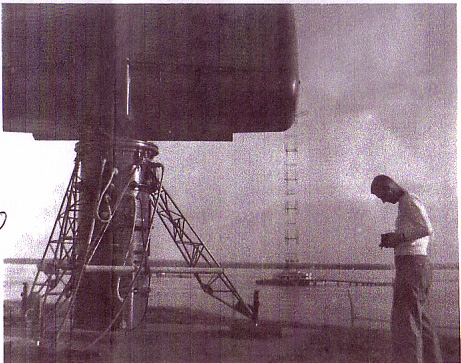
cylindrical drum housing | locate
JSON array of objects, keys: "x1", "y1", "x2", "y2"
[{"x1": 2, "y1": 4, "x2": 299, "y2": 141}]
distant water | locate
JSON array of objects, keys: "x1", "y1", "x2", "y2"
[{"x1": 3, "y1": 264, "x2": 459, "y2": 335}]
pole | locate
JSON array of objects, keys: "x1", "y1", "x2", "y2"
[{"x1": 73, "y1": 5, "x2": 117, "y2": 330}]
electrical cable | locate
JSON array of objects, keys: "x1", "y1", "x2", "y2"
[
  {"x1": 86, "y1": 165, "x2": 137, "y2": 264},
  {"x1": 82, "y1": 162, "x2": 164, "y2": 350},
  {"x1": 116, "y1": 195, "x2": 137, "y2": 303},
  {"x1": 53, "y1": 162, "x2": 132, "y2": 341},
  {"x1": 130, "y1": 164, "x2": 164, "y2": 330},
  {"x1": 96, "y1": 160, "x2": 118, "y2": 223},
  {"x1": 0, "y1": 211, "x2": 6, "y2": 229}
]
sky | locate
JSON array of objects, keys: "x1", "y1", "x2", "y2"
[{"x1": 0, "y1": 4, "x2": 458, "y2": 265}]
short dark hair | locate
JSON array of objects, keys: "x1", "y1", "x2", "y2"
[{"x1": 371, "y1": 174, "x2": 394, "y2": 194}]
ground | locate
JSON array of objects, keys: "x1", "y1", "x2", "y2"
[{"x1": 4, "y1": 301, "x2": 460, "y2": 363}]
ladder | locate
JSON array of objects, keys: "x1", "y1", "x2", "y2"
[{"x1": 284, "y1": 116, "x2": 300, "y2": 267}]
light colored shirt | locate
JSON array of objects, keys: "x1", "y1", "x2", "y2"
[{"x1": 394, "y1": 191, "x2": 433, "y2": 256}]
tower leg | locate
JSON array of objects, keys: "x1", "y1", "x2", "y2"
[
  {"x1": 153, "y1": 185, "x2": 258, "y2": 322},
  {"x1": 74, "y1": 142, "x2": 115, "y2": 331},
  {"x1": 29, "y1": 139, "x2": 258, "y2": 350}
]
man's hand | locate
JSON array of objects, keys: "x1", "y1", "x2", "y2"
[{"x1": 380, "y1": 233, "x2": 404, "y2": 248}]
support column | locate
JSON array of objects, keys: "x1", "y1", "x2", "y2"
[{"x1": 73, "y1": 5, "x2": 117, "y2": 331}]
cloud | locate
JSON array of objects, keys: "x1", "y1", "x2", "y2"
[{"x1": 297, "y1": 4, "x2": 456, "y2": 111}]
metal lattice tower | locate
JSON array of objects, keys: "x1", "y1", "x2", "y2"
[
  {"x1": 25, "y1": 140, "x2": 258, "y2": 350},
  {"x1": 283, "y1": 117, "x2": 299, "y2": 268}
]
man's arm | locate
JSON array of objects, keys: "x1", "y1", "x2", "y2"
[
  {"x1": 402, "y1": 197, "x2": 433, "y2": 241},
  {"x1": 380, "y1": 232, "x2": 404, "y2": 248},
  {"x1": 381, "y1": 196, "x2": 433, "y2": 249}
]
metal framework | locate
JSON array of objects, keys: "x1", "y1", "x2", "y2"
[
  {"x1": 154, "y1": 187, "x2": 255, "y2": 318},
  {"x1": 25, "y1": 159, "x2": 81, "y2": 342},
  {"x1": 283, "y1": 116, "x2": 299, "y2": 267},
  {"x1": 26, "y1": 141, "x2": 258, "y2": 348}
]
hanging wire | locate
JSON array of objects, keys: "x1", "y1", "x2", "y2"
[
  {"x1": 82, "y1": 163, "x2": 165, "y2": 350},
  {"x1": 128, "y1": 164, "x2": 165, "y2": 330},
  {"x1": 52, "y1": 162, "x2": 136, "y2": 341},
  {"x1": 86, "y1": 165, "x2": 137, "y2": 264},
  {"x1": 0, "y1": 211, "x2": 6, "y2": 229},
  {"x1": 95, "y1": 159, "x2": 118, "y2": 223}
]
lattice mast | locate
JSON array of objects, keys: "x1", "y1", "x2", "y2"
[
  {"x1": 283, "y1": 117, "x2": 299, "y2": 268},
  {"x1": 25, "y1": 140, "x2": 259, "y2": 350}
]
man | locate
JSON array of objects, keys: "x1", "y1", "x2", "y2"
[{"x1": 370, "y1": 175, "x2": 442, "y2": 363}]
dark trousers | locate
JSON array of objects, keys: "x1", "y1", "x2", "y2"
[{"x1": 392, "y1": 255, "x2": 443, "y2": 363}]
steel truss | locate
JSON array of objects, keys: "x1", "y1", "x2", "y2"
[
  {"x1": 26, "y1": 141, "x2": 258, "y2": 348},
  {"x1": 26, "y1": 158, "x2": 81, "y2": 343},
  {"x1": 153, "y1": 187, "x2": 256, "y2": 319}
]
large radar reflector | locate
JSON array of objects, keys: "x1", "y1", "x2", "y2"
[{"x1": 2, "y1": 4, "x2": 299, "y2": 141}]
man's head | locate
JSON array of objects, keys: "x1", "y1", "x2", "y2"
[{"x1": 371, "y1": 175, "x2": 404, "y2": 204}]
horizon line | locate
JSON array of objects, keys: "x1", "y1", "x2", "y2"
[{"x1": 2, "y1": 258, "x2": 458, "y2": 270}]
